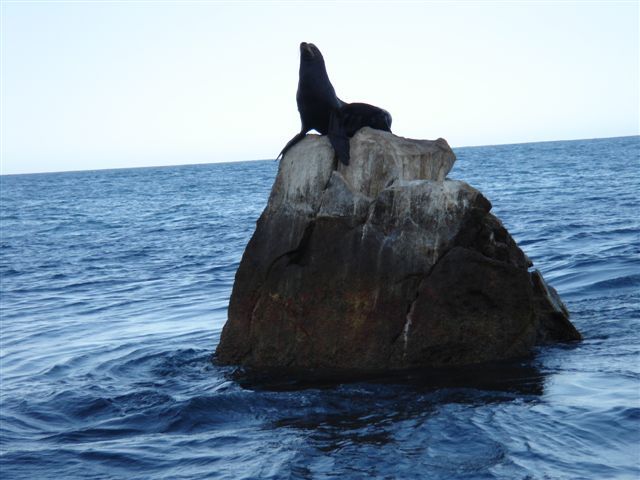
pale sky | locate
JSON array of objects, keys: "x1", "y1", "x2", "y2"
[{"x1": 1, "y1": 0, "x2": 638, "y2": 174}]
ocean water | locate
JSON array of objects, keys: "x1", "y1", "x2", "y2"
[{"x1": 1, "y1": 136, "x2": 639, "y2": 479}]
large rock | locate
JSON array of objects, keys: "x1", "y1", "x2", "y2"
[{"x1": 215, "y1": 128, "x2": 581, "y2": 371}]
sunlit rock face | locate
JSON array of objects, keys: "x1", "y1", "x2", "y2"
[{"x1": 215, "y1": 128, "x2": 581, "y2": 371}]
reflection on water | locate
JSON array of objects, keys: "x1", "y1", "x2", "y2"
[{"x1": 233, "y1": 359, "x2": 546, "y2": 397}]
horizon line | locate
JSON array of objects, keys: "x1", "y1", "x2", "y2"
[{"x1": 1, "y1": 133, "x2": 638, "y2": 177}]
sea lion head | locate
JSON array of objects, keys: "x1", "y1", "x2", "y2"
[{"x1": 300, "y1": 42, "x2": 324, "y2": 63}]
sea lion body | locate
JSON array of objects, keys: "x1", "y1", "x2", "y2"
[
  {"x1": 296, "y1": 44, "x2": 342, "y2": 135},
  {"x1": 278, "y1": 42, "x2": 392, "y2": 165},
  {"x1": 340, "y1": 102, "x2": 392, "y2": 137}
]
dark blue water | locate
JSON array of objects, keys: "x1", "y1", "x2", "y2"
[{"x1": 1, "y1": 136, "x2": 639, "y2": 479}]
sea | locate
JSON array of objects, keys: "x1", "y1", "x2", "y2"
[{"x1": 1, "y1": 136, "x2": 639, "y2": 479}]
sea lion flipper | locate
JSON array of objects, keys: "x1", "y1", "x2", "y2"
[
  {"x1": 328, "y1": 111, "x2": 350, "y2": 166},
  {"x1": 277, "y1": 131, "x2": 308, "y2": 160}
]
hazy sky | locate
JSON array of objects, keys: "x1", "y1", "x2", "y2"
[{"x1": 1, "y1": 1, "x2": 638, "y2": 174}]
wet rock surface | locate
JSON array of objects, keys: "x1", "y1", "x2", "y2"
[{"x1": 215, "y1": 128, "x2": 581, "y2": 371}]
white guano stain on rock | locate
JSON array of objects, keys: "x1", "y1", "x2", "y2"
[{"x1": 402, "y1": 303, "x2": 415, "y2": 357}]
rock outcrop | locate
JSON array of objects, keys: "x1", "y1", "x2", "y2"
[{"x1": 215, "y1": 128, "x2": 581, "y2": 371}]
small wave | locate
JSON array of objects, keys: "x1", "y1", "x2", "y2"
[
  {"x1": 45, "y1": 427, "x2": 144, "y2": 444},
  {"x1": 585, "y1": 274, "x2": 640, "y2": 291},
  {"x1": 95, "y1": 347, "x2": 213, "y2": 382},
  {"x1": 0, "y1": 267, "x2": 21, "y2": 276}
]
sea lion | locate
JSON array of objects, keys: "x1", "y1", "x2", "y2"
[
  {"x1": 278, "y1": 42, "x2": 392, "y2": 165},
  {"x1": 278, "y1": 42, "x2": 341, "y2": 161}
]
